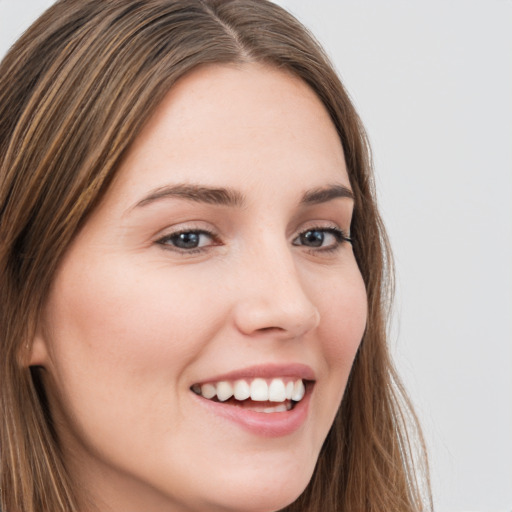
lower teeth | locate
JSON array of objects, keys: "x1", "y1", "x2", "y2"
[
  {"x1": 231, "y1": 399, "x2": 293, "y2": 413},
  {"x1": 248, "y1": 403, "x2": 291, "y2": 413}
]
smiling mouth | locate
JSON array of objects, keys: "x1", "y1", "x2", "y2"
[{"x1": 191, "y1": 377, "x2": 309, "y2": 413}]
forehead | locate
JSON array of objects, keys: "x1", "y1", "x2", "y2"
[{"x1": 111, "y1": 63, "x2": 349, "y2": 207}]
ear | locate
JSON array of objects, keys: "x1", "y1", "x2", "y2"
[{"x1": 25, "y1": 328, "x2": 50, "y2": 368}]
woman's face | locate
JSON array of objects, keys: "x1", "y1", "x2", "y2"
[{"x1": 32, "y1": 64, "x2": 367, "y2": 512}]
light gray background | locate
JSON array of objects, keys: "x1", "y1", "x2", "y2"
[{"x1": 1, "y1": 1, "x2": 511, "y2": 511}]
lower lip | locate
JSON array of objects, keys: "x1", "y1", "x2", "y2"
[{"x1": 193, "y1": 387, "x2": 312, "y2": 437}]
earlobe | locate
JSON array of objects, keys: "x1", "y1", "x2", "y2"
[{"x1": 26, "y1": 330, "x2": 50, "y2": 368}]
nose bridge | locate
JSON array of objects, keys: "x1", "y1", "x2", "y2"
[{"x1": 233, "y1": 235, "x2": 320, "y2": 338}]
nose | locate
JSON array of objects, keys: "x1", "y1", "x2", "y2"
[{"x1": 232, "y1": 244, "x2": 320, "y2": 339}]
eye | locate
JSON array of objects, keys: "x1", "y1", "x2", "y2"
[
  {"x1": 292, "y1": 227, "x2": 351, "y2": 251},
  {"x1": 156, "y1": 229, "x2": 217, "y2": 251}
]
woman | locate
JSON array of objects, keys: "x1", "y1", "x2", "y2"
[{"x1": 0, "y1": 1, "x2": 431, "y2": 511}]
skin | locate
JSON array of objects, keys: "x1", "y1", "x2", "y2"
[{"x1": 31, "y1": 64, "x2": 368, "y2": 512}]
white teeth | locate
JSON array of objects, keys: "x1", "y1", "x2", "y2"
[
  {"x1": 233, "y1": 380, "x2": 251, "y2": 400},
  {"x1": 285, "y1": 381, "x2": 294, "y2": 400},
  {"x1": 259, "y1": 404, "x2": 290, "y2": 413},
  {"x1": 268, "y1": 379, "x2": 287, "y2": 402},
  {"x1": 291, "y1": 379, "x2": 305, "y2": 401},
  {"x1": 194, "y1": 377, "x2": 307, "y2": 404},
  {"x1": 248, "y1": 402, "x2": 293, "y2": 413},
  {"x1": 201, "y1": 383, "x2": 216, "y2": 400},
  {"x1": 250, "y1": 378, "x2": 269, "y2": 401},
  {"x1": 216, "y1": 381, "x2": 233, "y2": 402}
]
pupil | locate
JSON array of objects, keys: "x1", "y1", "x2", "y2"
[
  {"x1": 174, "y1": 232, "x2": 199, "y2": 248},
  {"x1": 302, "y1": 230, "x2": 324, "y2": 247}
]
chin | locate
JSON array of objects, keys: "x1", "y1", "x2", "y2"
[
  {"x1": 193, "y1": 461, "x2": 314, "y2": 512},
  {"x1": 203, "y1": 486, "x2": 305, "y2": 512}
]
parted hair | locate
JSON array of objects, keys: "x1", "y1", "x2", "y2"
[{"x1": 0, "y1": 1, "x2": 431, "y2": 511}]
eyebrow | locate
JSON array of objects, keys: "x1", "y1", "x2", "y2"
[
  {"x1": 300, "y1": 184, "x2": 354, "y2": 204},
  {"x1": 134, "y1": 184, "x2": 246, "y2": 208},
  {"x1": 133, "y1": 182, "x2": 354, "y2": 210}
]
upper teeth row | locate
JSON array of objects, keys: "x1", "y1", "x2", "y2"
[{"x1": 193, "y1": 378, "x2": 306, "y2": 403}]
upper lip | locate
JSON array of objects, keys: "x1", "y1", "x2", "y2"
[{"x1": 192, "y1": 363, "x2": 316, "y2": 385}]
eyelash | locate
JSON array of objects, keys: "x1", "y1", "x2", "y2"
[
  {"x1": 292, "y1": 227, "x2": 352, "y2": 253},
  {"x1": 155, "y1": 225, "x2": 352, "y2": 255},
  {"x1": 156, "y1": 229, "x2": 222, "y2": 254}
]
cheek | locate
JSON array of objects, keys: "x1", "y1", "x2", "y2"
[
  {"x1": 42, "y1": 256, "x2": 229, "y2": 466},
  {"x1": 316, "y1": 264, "x2": 367, "y2": 380},
  {"x1": 42, "y1": 255, "x2": 225, "y2": 432},
  {"x1": 47, "y1": 258, "x2": 216, "y2": 370}
]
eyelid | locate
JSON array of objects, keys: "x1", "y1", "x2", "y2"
[
  {"x1": 152, "y1": 220, "x2": 352, "y2": 256},
  {"x1": 291, "y1": 223, "x2": 352, "y2": 253},
  {"x1": 156, "y1": 228, "x2": 216, "y2": 244},
  {"x1": 154, "y1": 224, "x2": 222, "y2": 254},
  {"x1": 153, "y1": 220, "x2": 216, "y2": 240},
  {"x1": 293, "y1": 220, "x2": 351, "y2": 239}
]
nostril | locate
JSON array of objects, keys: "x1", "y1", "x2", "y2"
[{"x1": 257, "y1": 326, "x2": 285, "y2": 333}]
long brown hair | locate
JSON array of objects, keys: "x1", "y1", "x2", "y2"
[{"x1": 0, "y1": 1, "x2": 431, "y2": 510}]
